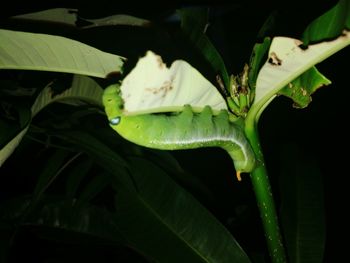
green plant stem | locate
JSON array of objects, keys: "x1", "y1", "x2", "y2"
[{"x1": 245, "y1": 122, "x2": 287, "y2": 263}]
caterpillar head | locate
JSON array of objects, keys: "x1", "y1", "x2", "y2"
[{"x1": 102, "y1": 84, "x2": 124, "y2": 126}]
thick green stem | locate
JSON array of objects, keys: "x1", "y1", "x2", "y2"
[{"x1": 246, "y1": 122, "x2": 287, "y2": 263}]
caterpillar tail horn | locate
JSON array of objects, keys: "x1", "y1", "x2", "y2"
[{"x1": 236, "y1": 171, "x2": 242, "y2": 181}]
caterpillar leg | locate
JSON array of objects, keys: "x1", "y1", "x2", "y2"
[
  {"x1": 215, "y1": 110, "x2": 231, "y2": 131},
  {"x1": 178, "y1": 104, "x2": 194, "y2": 124},
  {"x1": 197, "y1": 106, "x2": 214, "y2": 135},
  {"x1": 171, "y1": 105, "x2": 194, "y2": 138},
  {"x1": 199, "y1": 105, "x2": 213, "y2": 117}
]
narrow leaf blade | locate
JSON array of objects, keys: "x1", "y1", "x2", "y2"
[
  {"x1": 10, "y1": 8, "x2": 151, "y2": 28},
  {"x1": 302, "y1": 0, "x2": 350, "y2": 45},
  {"x1": 248, "y1": 37, "x2": 271, "y2": 92},
  {"x1": 10, "y1": 8, "x2": 78, "y2": 26},
  {"x1": 33, "y1": 149, "x2": 71, "y2": 198},
  {"x1": 82, "y1": 14, "x2": 151, "y2": 28},
  {"x1": 65, "y1": 157, "x2": 94, "y2": 198},
  {"x1": 279, "y1": 144, "x2": 325, "y2": 263},
  {"x1": 178, "y1": 7, "x2": 230, "y2": 88}
]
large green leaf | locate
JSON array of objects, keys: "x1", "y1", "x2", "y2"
[
  {"x1": 144, "y1": 149, "x2": 213, "y2": 199},
  {"x1": 248, "y1": 1, "x2": 350, "y2": 122},
  {"x1": 249, "y1": 32, "x2": 349, "y2": 121},
  {"x1": 112, "y1": 157, "x2": 251, "y2": 263},
  {"x1": 279, "y1": 144, "x2": 325, "y2": 263},
  {"x1": 54, "y1": 130, "x2": 133, "y2": 191},
  {"x1": 0, "y1": 29, "x2": 124, "y2": 77},
  {"x1": 50, "y1": 130, "x2": 250, "y2": 262},
  {"x1": 0, "y1": 75, "x2": 103, "y2": 167},
  {"x1": 119, "y1": 50, "x2": 228, "y2": 115}
]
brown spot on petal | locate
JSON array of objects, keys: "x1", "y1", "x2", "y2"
[
  {"x1": 145, "y1": 80, "x2": 174, "y2": 98},
  {"x1": 268, "y1": 52, "x2": 282, "y2": 66}
]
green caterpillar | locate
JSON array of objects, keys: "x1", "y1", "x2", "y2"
[{"x1": 102, "y1": 84, "x2": 256, "y2": 181}]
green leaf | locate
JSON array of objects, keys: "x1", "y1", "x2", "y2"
[
  {"x1": 65, "y1": 157, "x2": 94, "y2": 198},
  {"x1": 145, "y1": 150, "x2": 213, "y2": 200},
  {"x1": 302, "y1": 0, "x2": 350, "y2": 45},
  {"x1": 0, "y1": 101, "x2": 31, "y2": 167},
  {"x1": 112, "y1": 157, "x2": 251, "y2": 263},
  {"x1": 278, "y1": 66, "x2": 331, "y2": 108},
  {"x1": 0, "y1": 102, "x2": 31, "y2": 148},
  {"x1": 249, "y1": 32, "x2": 350, "y2": 121},
  {"x1": 0, "y1": 29, "x2": 124, "y2": 77},
  {"x1": 119, "y1": 51, "x2": 227, "y2": 115},
  {"x1": 0, "y1": 196, "x2": 126, "y2": 245},
  {"x1": 10, "y1": 8, "x2": 79, "y2": 26},
  {"x1": 178, "y1": 7, "x2": 230, "y2": 89},
  {"x1": 88, "y1": 127, "x2": 213, "y2": 201},
  {"x1": 31, "y1": 75, "x2": 104, "y2": 115},
  {"x1": 279, "y1": 144, "x2": 325, "y2": 263},
  {"x1": 55, "y1": 130, "x2": 134, "y2": 191},
  {"x1": 248, "y1": 37, "x2": 271, "y2": 92},
  {"x1": 33, "y1": 149, "x2": 72, "y2": 199},
  {"x1": 247, "y1": 2, "x2": 350, "y2": 123},
  {"x1": 81, "y1": 14, "x2": 151, "y2": 28},
  {"x1": 0, "y1": 75, "x2": 103, "y2": 166},
  {"x1": 10, "y1": 8, "x2": 151, "y2": 28},
  {"x1": 75, "y1": 173, "x2": 111, "y2": 206},
  {"x1": 0, "y1": 127, "x2": 28, "y2": 167},
  {"x1": 256, "y1": 11, "x2": 278, "y2": 40}
]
